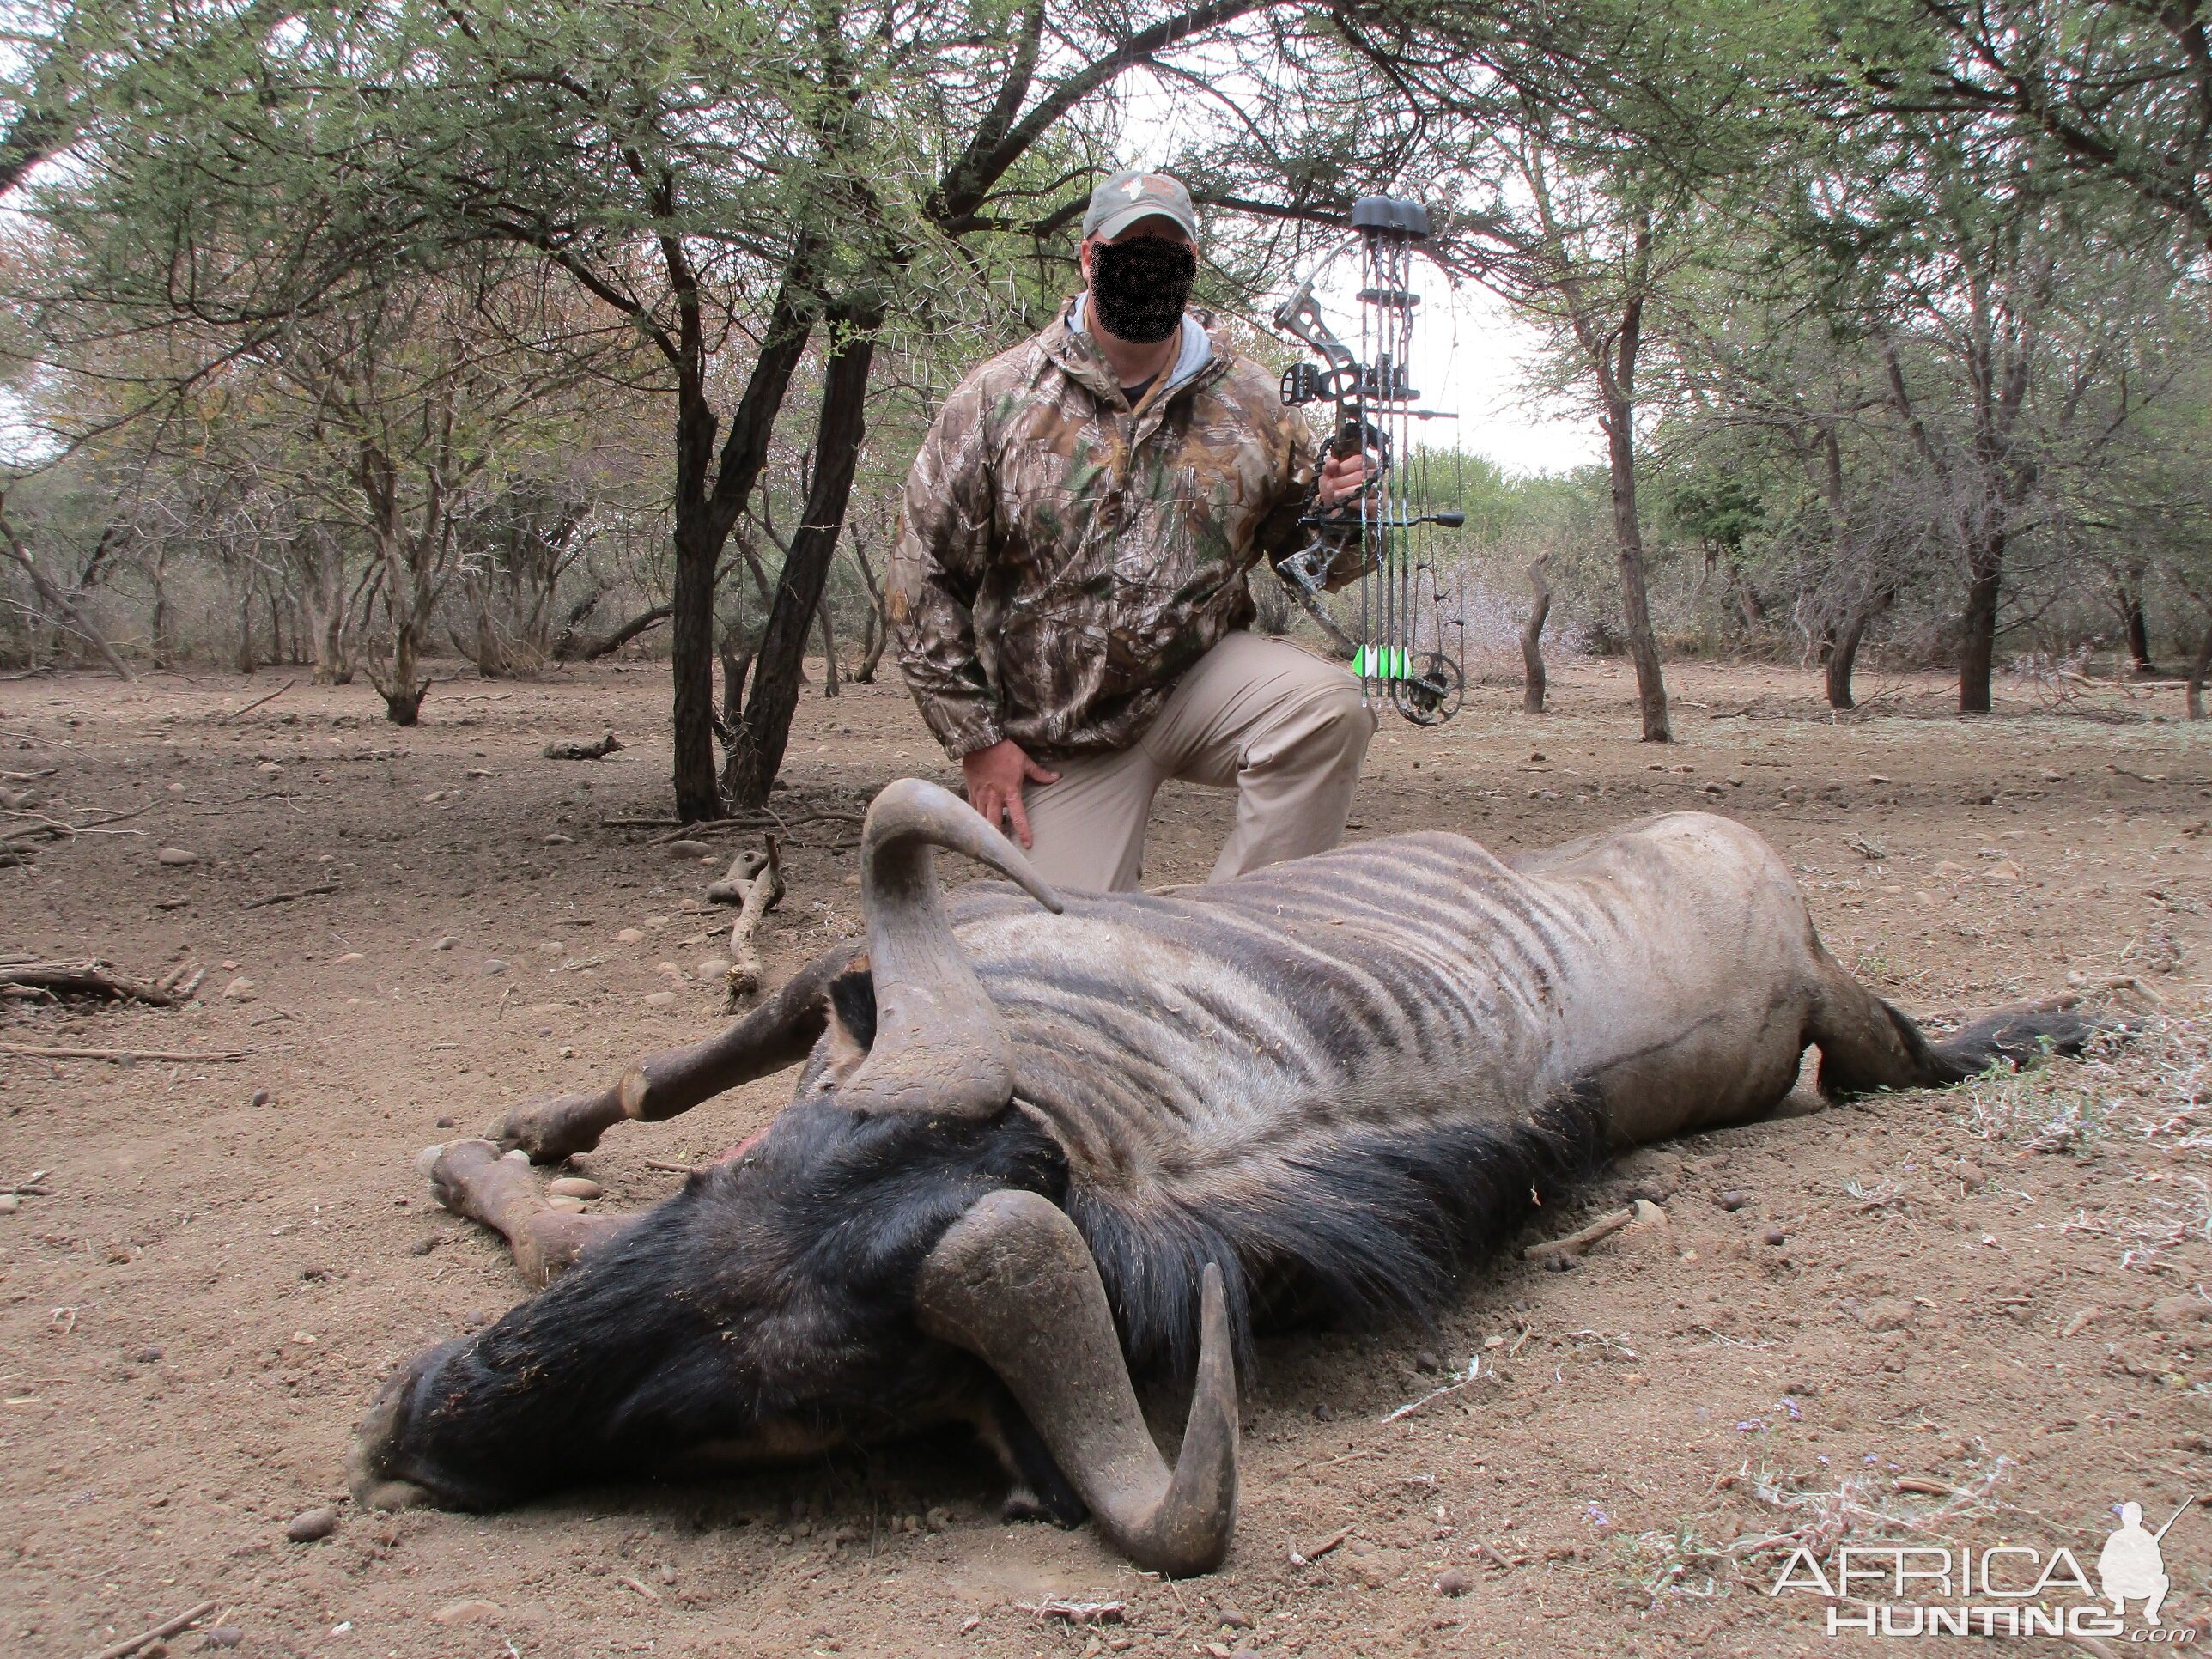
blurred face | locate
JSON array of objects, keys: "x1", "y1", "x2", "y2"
[{"x1": 1080, "y1": 218, "x2": 1198, "y2": 346}]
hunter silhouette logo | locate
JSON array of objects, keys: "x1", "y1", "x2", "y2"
[
  {"x1": 1768, "y1": 1492, "x2": 2198, "y2": 1638},
  {"x1": 2100, "y1": 1499, "x2": 2189, "y2": 1626}
]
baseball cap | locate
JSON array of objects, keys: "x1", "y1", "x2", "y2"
[{"x1": 1081, "y1": 169, "x2": 1200, "y2": 243}]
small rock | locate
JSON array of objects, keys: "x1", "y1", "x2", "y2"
[
  {"x1": 155, "y1": 847, "x2": 199, "y2": 866},
  {"x1": 547, "y1": 1176, "x2": 601, "y2": 1200},
  {"x1": 429, "y1": 1599, "x2": 504, "y2": 1627},
  {"x1": 285, "y1": 1505, "x2": 337, "y2": 1542},
  {"x1": 130, "y1": 1345, "x2": 163, "y2": 1363},
  {"x1": 1719, "y1": 1190, "x2": 1748, "y2": 1212},
  {"x1": 433, "y1": 935, "x2": 458, "y2": 951},
  {"x1": 925, "y1": 1505, "x2": 952, "y2": 1532},
  {"x1": 482, "y1": 958, "x2": 510, "y2": 976},
  {"x1": 1437, "y1": 1567, "x2": 1474, "y2": 1597},
  {"x1": 664, "y1": 840, "x2": 712, "y2": 860},
  {"x1": 1762, "y1": 1228, "x2": 1787, "y2": 1247},
  {"x1": 409, "y1": 1237, "x2": 439, "y2": 1255},
  {"x1": 545, "y1": 1193, "x2": 586, "y2": 1212},
  {"x1": 250, "y1": 1088, "x2": 271, "y2": 1108},
  {"x1": 222, "y1": 976, "x2": 257, "y2": 1002},
  {"x1": 2151, "y1": 1295, "x2": 2212, "y2": 1328},
  {"x1": 1218, "y1": 1606, "x2": 1253, "y2": 1630},
  {"x1": 1955, "y1": 1161, "x2": 1986, "y2": 1191},
  {"x1": 0, "y1": 1194, "x2": 20, "y2": 1215},
  {"x1": 201, "y1": 1627, "x2": 244, "y2": 1650},
  {"x1": 544, "y1": 833, "x2": 574, "y2": 846},
  {"x1": 333, "y1": 951, "x2": 365, "y2": 963},
  {"x1": 537, "y1": 939, "x2": 565, "y2": 955},
  {"x1": 1313, "y1": 1402, "x2": 1335, "y2": 1422},
  {"x1": 1860, "y1": 1298, "x2": 1914, "y2": 1333},
  {"x1": 434, "y1": 1115, "x2": 455, "y2": 1128},
  {"x1": 696, "y1": 956, "x2": 729, "y2": 982},
  {"x1": 617, "y1": 927, "x2": 645, "y2": 944},
  {"x1": 644, "y1": 990, "x2": 678, "y2": 1009},
  {"x1": 1413, "y1": 1349, "x2": 1442, "y2": 1373}
]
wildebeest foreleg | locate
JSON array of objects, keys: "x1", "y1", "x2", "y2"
[
  {"x1": 423, "y1": 1139, "x2": 633, "y2": 1287},
  {"x1": 487, "y1": 945, "x2": 859, "y2": 1163}
]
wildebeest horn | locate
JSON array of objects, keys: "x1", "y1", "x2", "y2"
[
  {"x1": 836, "y1": 777, "x2": 1062, "y2": 1117},
  {"x1": 915, "y1": 1189, "x2": 1239, "y2": 1576}
]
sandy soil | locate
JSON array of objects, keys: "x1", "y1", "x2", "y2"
[{"x1": 6, "y1": 653, "x2": 2212, "y2": 1658}]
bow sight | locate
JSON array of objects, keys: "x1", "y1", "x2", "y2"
[{"x1": 1272, "y1": 196, "x2": 1467, "y2": 726}]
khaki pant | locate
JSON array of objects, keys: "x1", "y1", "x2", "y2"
[{"x1": 1020, "y1": 631, "x2": 1377, "y2": 892}]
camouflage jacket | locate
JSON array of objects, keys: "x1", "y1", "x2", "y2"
[{"x1": 889, "y1": 305, "x2": 1359, "y2": 760}]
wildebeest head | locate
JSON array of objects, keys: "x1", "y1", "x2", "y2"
[{"x1": 349, "y1": 779, "x2": 1241, "y2": 1575}]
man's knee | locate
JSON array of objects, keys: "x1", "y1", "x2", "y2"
[{"x1": 1299, "y1": 674, "x2": 1377, "y2": 761}]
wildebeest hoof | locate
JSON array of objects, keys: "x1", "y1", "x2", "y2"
[
  {"x1": 359, "y1": 1477, "x2": 433, "y2": 1511},
  {"x1": 423, "y1": 1139, "x2": 506, "y2": 1215},
  {"x1": 488, "y1": 1091, "x2": 611, "y2": 1164}
]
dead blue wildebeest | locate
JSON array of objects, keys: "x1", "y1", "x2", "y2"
[{"x1": 351, "y1": 778, "x2": 2090, "y2": 1574}]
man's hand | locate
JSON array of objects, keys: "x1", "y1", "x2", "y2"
[
  {"x1": 1317, "y1": 448, "x2": 1371, "y2": 507},
  {"x1": 962, "y1": 738, "x2": 1060, "y2": 848}
]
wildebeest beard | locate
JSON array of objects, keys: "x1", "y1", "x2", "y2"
[{"x1": 1089, "y1": 238, "x2": 1195, "y2": 344}]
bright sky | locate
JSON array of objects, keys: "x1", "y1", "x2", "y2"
[{"x1": 1285, "y1": 246, "x2": 1605, "y2": 477}]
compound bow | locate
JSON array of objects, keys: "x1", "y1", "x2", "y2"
[{"x1": 1272, "y1": 196, "x2": 1468, "y2": 726}]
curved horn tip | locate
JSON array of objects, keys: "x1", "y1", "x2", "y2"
[{"x1": 865, "y1": 775, "x2": 1064, "y2": 915}]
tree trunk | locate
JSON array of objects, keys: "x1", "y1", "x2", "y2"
[
  {"x1": 848, "y1": 538, "x2": 889, "y2": 683},
  {"x1": 371, "y1": 620, "x2": 429, "y2": 725},
  {"x1": 234, "y1": 586, "x2": 257, "y2": 675},
  {"x1": 667, "y1": 277, "x2": 817, "y2": 823},
  {"x1": 817, "y1": 600, "x2": 840, "y2": 697},
  {"x1": 1826, "y1": 586, "x2": 1894, "y2": 712},
  {"x1": 2124, "y1": 580, "x2": 2156, "y2": 677},
  {"x1": 569, "y1": 603, "x2": 672, "y2": 662},
  {"x1": 1520, "y1": 558, "x2": 1550, "y2": 715},
  {"x1": 724, "y1": 306, "x2": 880, "y2": 808},
  {"x1": 1602, "y1": 399, "x2": 1669, "y2": 741},
  {"x1": 669, "y1": 398, "x2": 724, "y2": 819},
  {"x1": 1957, "y1": 529, "x2": 2003, "y2": 714},
  {"x1": 2190, "y1": 617, "x2": 2212, "y2": 720}
]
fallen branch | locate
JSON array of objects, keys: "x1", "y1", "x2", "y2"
[
  {"x1": 644, "y1": 1157, "x2": 700, "y2": 1176},
  {"x1": 82, "y1": 1597, "x2": 216, "y2": 1659},
  {"x1": 1522, "y1": 1204, "x2": 1636, "y2": 1267},
  {"x1": 240, "y1": 882, "x2": 344, "y2": 911},
  {"x1": 1, "y1": 805, "x2": 152, "y2": 845},
  {"x1": 544, "y1": 731, "x2": 622, "y2": 761},
  {"x1": 1018, "y1": 1600, "x2": 1123, "y2": 1626},
  {"x1": 0, "y1": 961, "x2": 179, "y2": 1006},
  {"x1": 1382, "y1": 1358, "x2": 1484, "y2": 1424},
  {"x1": 2108, "y1": 764, "x2": 2212, "y2": 787},
  {"x1": 223, "y1": 679, "x2": 295, "y2": 720},
  {"x1": 716, "y1": 839, "x2": 785, "y2": 1007},
  {"x1": 0, "y1": 1044, "x2": 250, "y2": 1062},
  {"x1": 0, "y1": 504, "x2": 135, "y2": 683},
  {"x1": 1289, "y1": 1525, "x2": 1353, "y2": 1567},
  {"x1": 648, "y1": 807, "x2": 863, "y2": 844}
]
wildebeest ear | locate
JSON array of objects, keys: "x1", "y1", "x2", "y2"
[
  {"x1": 836, "y1": 780, "x2": 1060, "y2": 1118},
  {"x1": 815, "y1": 969, "x2": 878, "y2": 1090}
]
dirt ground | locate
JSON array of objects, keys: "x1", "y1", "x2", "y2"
[{"x1": 7, "y1": 651, "x2": 2212, "y2": 1658}]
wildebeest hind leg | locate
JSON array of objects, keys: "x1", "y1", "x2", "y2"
[
  {"x1": 1808, "y1": 951, "x2": 2094, "y2": 1097},
  {"x1": 422, "y1": 1139, "x2": 632, "y2": 1288}
]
